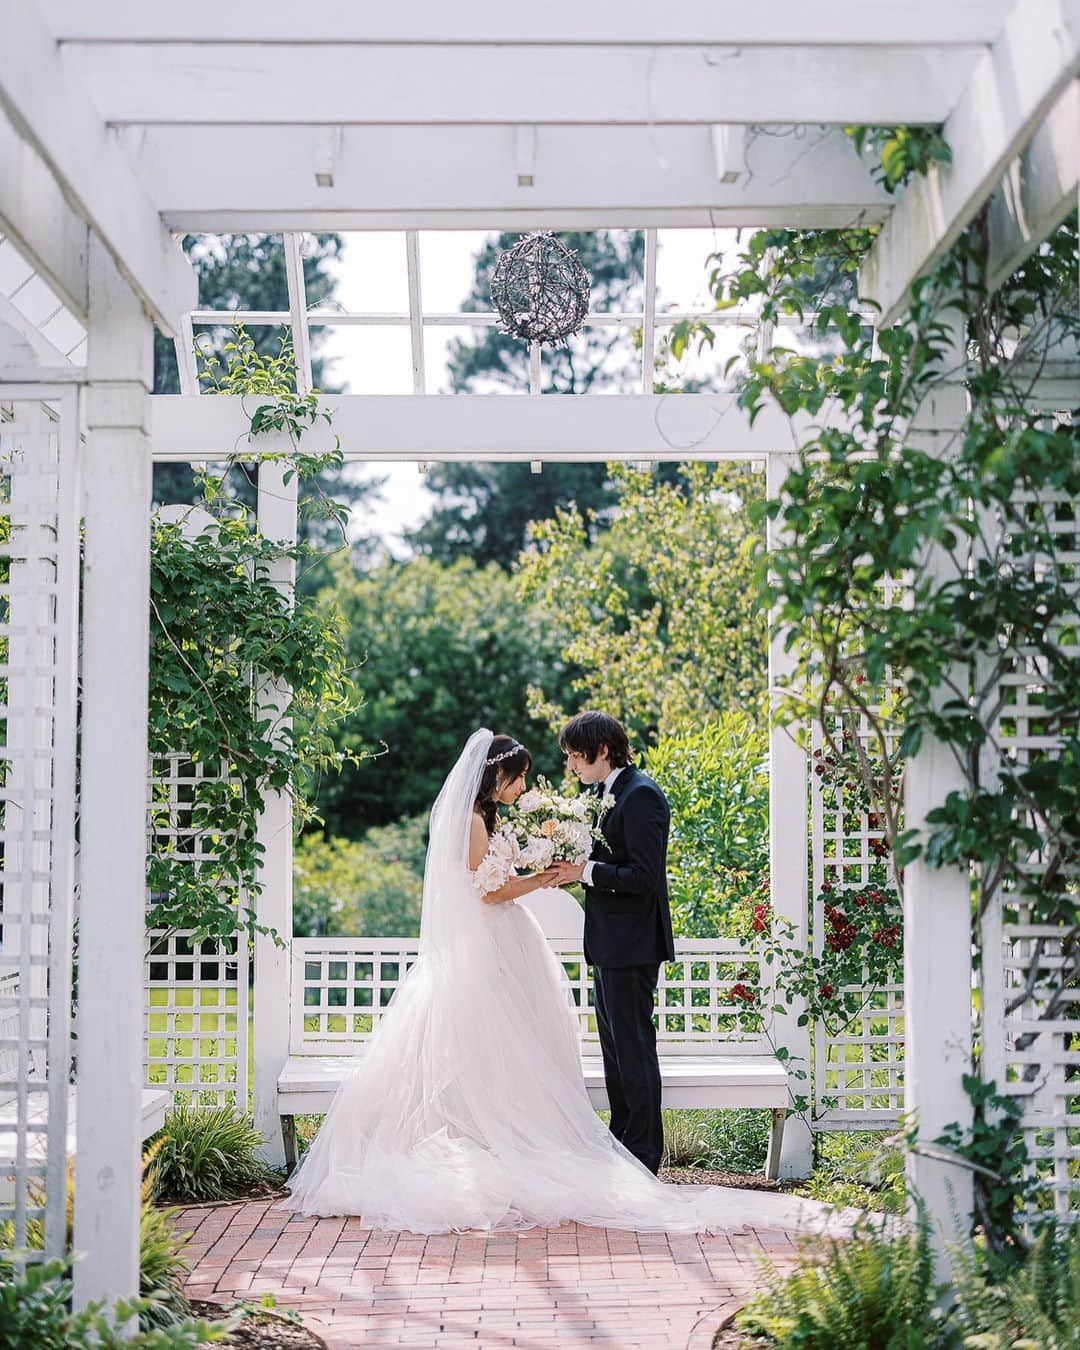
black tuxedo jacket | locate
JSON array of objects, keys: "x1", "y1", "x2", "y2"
[{"x1": 583, "y1": 765, "x2": 675, "y2": 969}]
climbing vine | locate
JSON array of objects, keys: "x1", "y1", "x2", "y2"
[
  {"x1": 690, "y1": 188, "x2": 1078, "y2": 1229},
  {"x1": 147, "y1": 326, "x2": 362, "y2": 941}
]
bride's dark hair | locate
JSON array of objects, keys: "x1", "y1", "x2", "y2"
[{"x1": 475, "y1": 735, "x2": 531, "y2": 835}]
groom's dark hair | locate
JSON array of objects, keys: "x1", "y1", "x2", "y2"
[{"x1": 559, "y1": 711, "x2": 632, "y2": 768}]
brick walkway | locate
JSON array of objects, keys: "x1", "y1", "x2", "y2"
[{"x1": 174, "y1": 1198, "x2": 808, "y2": 1348}]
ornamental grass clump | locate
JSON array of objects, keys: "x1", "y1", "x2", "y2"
[{"x1": 147, "y1": 1105, "x2": 277, "y2": 1204}]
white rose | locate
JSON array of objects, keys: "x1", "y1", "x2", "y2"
[
  {"x1": 489, "y1": 828, "x2": 516, "y2": 861},
  {"x1": 570, "y1": 797, "x2": 589, "y2": 820},
  {"x1": 518, "y1": 835, "x2": 554, "y2": 871},
  {"x1": 516, "y1": 790, "x2": 543, "y2": 814},
  {"x1": 473, "y1": 851, "x2": 511, "y2": 896}
]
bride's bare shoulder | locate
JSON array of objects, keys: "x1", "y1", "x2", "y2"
[{"x1": 468, "y1": 810, "x2": 490, "y2": 868}]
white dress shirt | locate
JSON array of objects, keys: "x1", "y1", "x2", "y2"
[{"x1": 581, "y1": 765, "x2": 624, "y2": 886}]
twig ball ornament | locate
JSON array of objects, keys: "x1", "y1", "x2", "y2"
[{"x1": 490, "y1": 233, "x2": 591, "y2": 345}]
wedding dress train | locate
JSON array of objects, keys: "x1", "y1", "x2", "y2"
[{"x1": 282, "y1": 731, "x2": 852, "y2": 1236}]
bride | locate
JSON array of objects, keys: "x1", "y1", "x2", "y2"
[{"x1": 282, "y1": 729, "x2": 846, "y2": 1235}]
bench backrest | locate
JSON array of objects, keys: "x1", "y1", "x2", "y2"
[{"x1": 291, "y1": 936, "x2": 771, "y2": 1057}]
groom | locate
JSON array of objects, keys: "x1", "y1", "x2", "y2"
[{"x1": 551, "y1": 711, "x2": 675, "y2": 1175}]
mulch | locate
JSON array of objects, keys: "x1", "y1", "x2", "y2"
[
  {"x1": 660, "y1": 1164, "x2": 783, "y2": 1192},
  {"x1": 189, "y1": 1299, "x2": 326, "y2": 1349}
]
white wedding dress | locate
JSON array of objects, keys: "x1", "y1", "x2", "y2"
[{"x1": 281, "y1": 730, "x2": 850, "y2": 1236}]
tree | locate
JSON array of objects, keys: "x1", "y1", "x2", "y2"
[
  {"x1": 151, "y1": 235, "x2": 377, "y2": 561},
  {"x1": 408, "y1": 231, "x2": 646, "y2": 565},
  {"x1": 311, "y1": 553, "x2": 579, "y2": 835},
  {"x1": 294, "y1": 816, "x2": 428, "y2": 938},
  {"x1": 517, "y1": 462, "x2": 768, "y2": 747}
]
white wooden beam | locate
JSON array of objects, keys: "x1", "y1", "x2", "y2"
[
  {"x1": 251, "y1": 459, "x2": 298, "y2": 1172},
  {"x1": 73, "y1": 236, "x2": 152, "y2": 1319},
  {"x1": 135, "y1": 125, "x2": 890, "y2": 232},
  {"x1": 149, "y1": 392, "x2": 846, "y2": 462},
  {"x1": 0, "y1": 0, "x2": 196, "y2": 336},
  {"x1": 987, "y1": 80, "x2": 1080, "y2": 290},
  {"x1": 282, "y1": 233, "x2": 312, "y2": 395},
  {"x1": 766, "y1": 450, "x2": 813, "y2": 1181},
  {"x1": 0, "y1": 107, "x2": 88, "y2": 321},
  {"x1": 901, "y1": 312, "x2": 973, "y2": 1267},
  {"x1": 0, "y1": 289, "x2": 77, "y2": 367},
  {"x1": 64, "y1": 43, "x2": 978, "y2": 127},
  {"x1": 861, "y1": 0, "x2": 1080, "y2": 324},
  {"x1": 40, "y1": 0, "x2": 1015, "y2": 46}
]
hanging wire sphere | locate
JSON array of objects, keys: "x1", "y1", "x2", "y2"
[{"x1": 490, "y1": 233, "x2": 591, "y2": 345}]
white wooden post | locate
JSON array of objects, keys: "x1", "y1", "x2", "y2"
[
  {"x1": 73, "y1": 237, "x2": 153, "y2": 1315},
  {"x1": 902, "y1": 311, "x2": 973, "y2": 1256},
  {"x1": 251, "y1": 459, "x2": 298, "y2": 1166},
  {"x1": 766, "y1": 450, "x2": 814, "y2": 1178}
]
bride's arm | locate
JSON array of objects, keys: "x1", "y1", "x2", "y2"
[
  {"x1": 481, "y1": 868, "x2": 562, "y2": 905},
  {"x1": 469, "y1": 815, "x2": 559, "y2": 904}
]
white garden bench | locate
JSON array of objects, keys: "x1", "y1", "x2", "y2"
[
  {"x1": 0, "y1": 970, "x2": 170, "y2": 1194},
  {"x1": 278, "y1": 900, "x2": 790, "y2": 1178}
]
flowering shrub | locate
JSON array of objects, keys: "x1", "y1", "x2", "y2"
[{"x1": 737, "y1": 875, "x2": 902, "y2": 1037}]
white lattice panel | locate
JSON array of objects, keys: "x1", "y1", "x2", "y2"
[
  {"x1": 145, "y1": 754, "x2": 248, "y2": 1108},
  {"x1": 292, "y1": 937, "x2": 772, "y2": 1056},
  {"x1": 980, "y1": 485, "x2": 1079, "y2": 1223},
  {"x1": 149, "y1": 752, "x2": 240, "y2": 878},
  {"x1": 145, "y1": 929, "x2": 248, "y2": 1108},
  {"x1": 811, "y1": 575, "x2": 907, "y2": 1127},
  {"x1": 0, "y1": 389, "x2": 80, "y2": 1257}
]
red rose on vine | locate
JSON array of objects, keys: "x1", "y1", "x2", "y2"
[{"x1": 730, "y1": 983, "x2": 756, "y2": 1004}]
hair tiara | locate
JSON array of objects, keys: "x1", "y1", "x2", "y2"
[{"x1": 486, "y1": 743, "x2": 522, "y2": 767}]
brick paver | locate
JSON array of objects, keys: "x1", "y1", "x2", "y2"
[{"x1": 173, "y1": 1198, "x2": 807, "y2": 1348}]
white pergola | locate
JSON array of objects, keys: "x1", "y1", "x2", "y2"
[{"x1": 1, "y1": 0, "x2": 1078, "y2": 1315}]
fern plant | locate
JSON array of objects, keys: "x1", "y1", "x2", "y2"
[
  {"x1": 735, "y1": 1219, "x2": 956, "y2": 1349},
  {"x1": 952, "y1": 1223, "x2": 1080, "y2": 1349}
]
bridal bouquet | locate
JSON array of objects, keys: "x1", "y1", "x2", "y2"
[{"x1": 503, "y1": 777, "x2": 606, "y2": 873}]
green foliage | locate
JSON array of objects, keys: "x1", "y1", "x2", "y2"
[
  {"x1": 846, "y1": 125, "x2": 953, "y2": 193},
  {"x1": 660, "y1": 1110, "x2": 715, "y2": 1168},
  {"x1": 154, "y1": 232, "x2": 342, "y2": 398},
  {"x1": 796, "y1": 1131, "x2": 907, "y2": 1216},
  {"x1": 152, "y1": 231, "x2": 360, "y2": 528},
  {"x1": 311, "y1": 553, "x2": 573, "y2": 833},
  {"x1": 409, "y1": 461, "x2": 618, "y2": 570},
  {"x1": 951, "y1": 1222, "x2": 1080, "y2": 1349},
  {"x1": 138, "y1": 1142, "x2": 195, "y2": 1329},
  {"x1": 145, "y1": 1105, "x2": 277, "y2": 1205},
  {"x1": 517, "y1": 462, "x2": 767, "y2": 744},
  {"x1": 148, "y1": 515, "x2": 359, "y2": 938},
  {"x1": 694, "y1": 159, "x2": 1080, "y2": 1245},
  {"x1": 644, "y1": 711, "x2": 769, "y2": 936},
  {"x1": 935, "y1": 1077, "x2": 1035, "y2": 1259},
  {"x1": 294, "y1": 817, "x2": 427, "y2": 937},
  {"x1": 0, "y1": 1258, "x2": 228, "y2": 1349},
  {"x1": 1, "y1": 1147, "x2": 204, "y2": 1335},
  {"x1": 736, "y1": 1219, "x2": 951, "y2": 1349}
]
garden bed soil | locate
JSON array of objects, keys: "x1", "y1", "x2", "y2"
[
  {"x1": 189, "y1": 1300, "x2": 325, "y2": 1349},
  {"x1": 660, "y1": 1165, "x2": 782, "y2": 1191}
]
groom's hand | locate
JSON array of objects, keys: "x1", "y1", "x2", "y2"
[{"x1": 551, "y1": 861, "x2": 585, "y2": 885}]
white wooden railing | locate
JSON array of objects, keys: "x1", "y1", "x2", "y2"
[{"x1": 290, "y1": 936, "x2": 774, "y2": 1058}]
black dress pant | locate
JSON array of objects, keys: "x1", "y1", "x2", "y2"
[{"x1": 592, "y1": 962, "x2": 663, "y2": 1174}]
